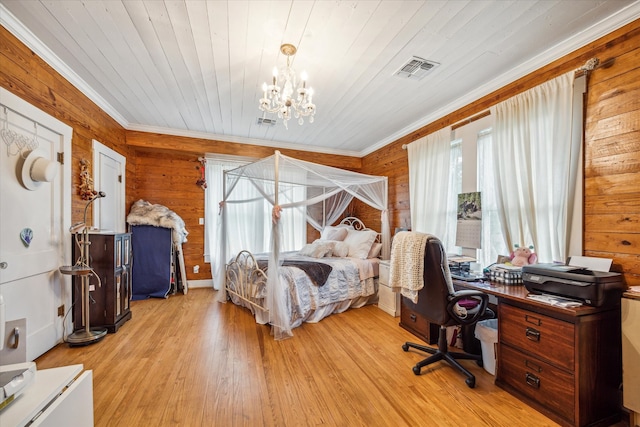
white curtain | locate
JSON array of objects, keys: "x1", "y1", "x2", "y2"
[
  {"x1": 205, "y1": 156, "x2": 306, "y2": 289},
  {"x1": 491, "y1": 71, "x2": 579, "y2": 263},
  {"x1": 476, "y1": 129, "x2": 509, "y2": 267},
  {"x1": 306, "y1": 190, "x2": 354, "y2": 231},
  {"x1": 204, "y1": 157, "x2": 249, "y2": 266},
  {"x1": 444, "y1": 140, "x2": 462, "y2": 251},
  {"x1": 408, "y1": 128, "x2": 454, "y2": 239}
]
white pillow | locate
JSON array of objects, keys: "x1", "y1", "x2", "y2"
[
  {"x1": 343, "y1": 229, "x2": 377, "y2": 259},
  {"x1": 320, "y1": 225, "x2": 349, "y2": 241},
  {"x1": 299, "y1": 243, "x2": 317, "y2": 257},
  {"x1": 331, "y1": 241, "x2": 349, "y2": 258},
  {"x1": 367, "y1": 242, "x2": 382, "y2": 259},
  {"x1": 314, "y1": 240, "x2": 336, "y2": 257},
  {"x1": 299, "y1": 240, "x2": 334, "y2": 258}
]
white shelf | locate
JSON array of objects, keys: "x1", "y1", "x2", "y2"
[{"x1": 377, "y1": 261, "x2": 400, "y2": 317}]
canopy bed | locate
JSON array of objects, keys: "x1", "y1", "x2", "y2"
[
  {"x1": 225, "y1": 217, "x2": 381, "y2": 333},
  {"x1": 216, "y1": 151, "x2": 390, "y2": 340}
]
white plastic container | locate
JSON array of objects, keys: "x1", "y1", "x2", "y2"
[{"x1": 474, "y1": 318, "x2": 498, "y2": 375}]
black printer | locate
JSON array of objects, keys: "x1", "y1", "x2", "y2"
[{"x1": 522, "y1": 263, "x2": 625, "y2": 307}]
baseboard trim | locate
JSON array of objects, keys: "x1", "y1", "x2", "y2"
[{"x1": 188, "y1": 279, "x2": 213, "y2": 289}]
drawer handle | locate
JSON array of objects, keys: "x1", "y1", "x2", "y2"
[
  {"x1": 525, "y1": 314, "x2": 541, "y2": 326},
  {"x1": 410, "y1": 314, "x2": 417, "y2": 322},
  {"x1": 525, "y1": 327, "x2": 540, "y2": 342},
  {"x1": 525, "y1": 372, "x2": 540, "y2": 389}
]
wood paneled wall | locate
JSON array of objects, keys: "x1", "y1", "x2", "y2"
[
  {"x1": 131, "y1": 147, "x2": 206, "y2": 280},
  {"x1": 358, "y1": 19, "x2": 640, "y2": 286},
  {"x1": 127, "y1": 132, "x2": 361, "y2": 281},
  {"x1": 0, "y1": 26, "x2": 131, "y2": 225},
  {"x1": 583, "y1": 25, "x2": 640, "y2": 286}
]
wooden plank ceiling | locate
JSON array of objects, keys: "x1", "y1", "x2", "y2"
[{"x1": 1, "y1": 0, "x2": 639, "y2": 155}]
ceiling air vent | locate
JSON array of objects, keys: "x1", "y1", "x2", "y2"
[
  {"x1": 394, "y1": 56, "x2": 440, "y2": 80},
  {"x1": 257, "y1": 117, "x2": 277, "y2": 126}
]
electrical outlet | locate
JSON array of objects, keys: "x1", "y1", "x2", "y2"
[
  {"x1": 199, "y1": 218, "x2": 204, "y2": 225},
  {"x1": 193, "y1": 265, "x2": 200, "y2": 274},
  {"x1": 57, "y1": 305, "x2": 65, "y2": 316}
]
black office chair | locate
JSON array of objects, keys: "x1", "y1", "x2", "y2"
[{"x1": 399, "y1": 235, "x2": 494, "y2": 388}]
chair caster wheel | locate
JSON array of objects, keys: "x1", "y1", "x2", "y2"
[
  {"x1": 476, "y1": 359, "x2": 483, "y2": 367},
  {"x1": 402, "y1": 343, "x2": 409, "y2": 352},
  {"x1": 412, "y1": 366, "x2": 421, "y2": 376},
  {"x1": 465, "y1": 377, "x2": 476, "y2": 388}
]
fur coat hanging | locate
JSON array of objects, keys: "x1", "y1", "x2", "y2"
[{"x1": 126, "y1": 199, "x2": 189, "y2": 244}]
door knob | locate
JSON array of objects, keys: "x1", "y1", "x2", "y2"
[{"x1": 0, "y1": 261, "x2": 7, "y2": 269}]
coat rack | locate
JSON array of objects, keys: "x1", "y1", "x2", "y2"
[{"x1": 59, "y1": 191, "x2": 108, "y2": 346}]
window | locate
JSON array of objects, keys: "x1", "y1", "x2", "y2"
[
  {"x1": 204, "y1": 156, "x2": 251, "y2": 265},
  {"x1": 445, "y1": 125, "x2": 507, "y2": 267},
  {"x1": 444, "y1": 71, "x2": 582, "y2": 266}
]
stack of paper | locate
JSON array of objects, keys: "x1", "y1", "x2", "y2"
[
  {"x1": 526, "y1": 293, "x2": 583, "y2": 308},
  {"x1": 448, "y1": 255, "x2": 476, "y2": 264}
]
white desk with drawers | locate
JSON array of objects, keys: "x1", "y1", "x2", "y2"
[
  {"x1": 0, "y1": 364, "x2": 93, "y2": 427},
  {"x1": 377, "y1": 260, "x2": 400, "y2": 317}
]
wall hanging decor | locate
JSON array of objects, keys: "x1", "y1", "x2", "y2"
[
  {"x1": 20, "y1": 228, "x2": 33, "y2": 247},
  {"x1": 79, "y1": 158, "x2": 97, "y2": 200},
  {"x1": 196, "y1": 157, "x2": 207, "y2": 190}
]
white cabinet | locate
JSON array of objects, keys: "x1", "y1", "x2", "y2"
[
  {"x1": 377, "y1": 261, "x2": 400, "y2": 317},
  {"x1": 0, "y1": 364, "x2": 93, "y2": 427},
  {"x1": 622, "y1": 294, "x2": 640, "y2": 426}
]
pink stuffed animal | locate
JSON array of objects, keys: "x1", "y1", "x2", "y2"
[{"x1": 510, "y1": 245, "x2": 537, "y2": 267}]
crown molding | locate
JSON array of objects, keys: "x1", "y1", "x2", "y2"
[{"x1": 127, "y1": 123, "x2": 362, "y2": 158}]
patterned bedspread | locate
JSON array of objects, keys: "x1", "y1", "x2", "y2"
[{"x1": 226, "y1": 252, "x2": 378, "y2": 327}]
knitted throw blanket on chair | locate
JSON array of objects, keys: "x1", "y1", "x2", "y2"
[{"x1": 389, "y1": 231, "x2": 430, "y2": 303}]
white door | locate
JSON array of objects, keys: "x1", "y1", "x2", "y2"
[
  {"x1": 92, "y1": 140, "x2": 126, "y2": 232},
  {"x1": 0, "y1": 88, "x2": 72, "y2": 361}
]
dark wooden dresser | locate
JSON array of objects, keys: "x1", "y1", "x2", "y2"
[
  {"x1": 399, "y1": 294, "x2": 440, "y2": 345},
  {"x1": 455, "y1": 280, "x2": 622, "y2": 427},
  {"x1": 72, "y1": 231, "x2": 132, "y2": 333}
]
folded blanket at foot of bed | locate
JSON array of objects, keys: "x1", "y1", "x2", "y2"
[{"x1": 258, "y1": 260, "x2": 333, "y2": 287}]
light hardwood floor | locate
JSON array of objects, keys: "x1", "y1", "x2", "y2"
[{"x1": 36, "y1": 289, "x2": 565, "y2": 426}]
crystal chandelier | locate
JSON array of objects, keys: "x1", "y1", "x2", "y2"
[{"x1": 259, "y1": 44, "x2": 316, "y2": 129}]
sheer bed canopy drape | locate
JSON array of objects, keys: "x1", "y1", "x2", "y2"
[{"x1": 216, "y1": 150, "x2": 390, "y2": 340}]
